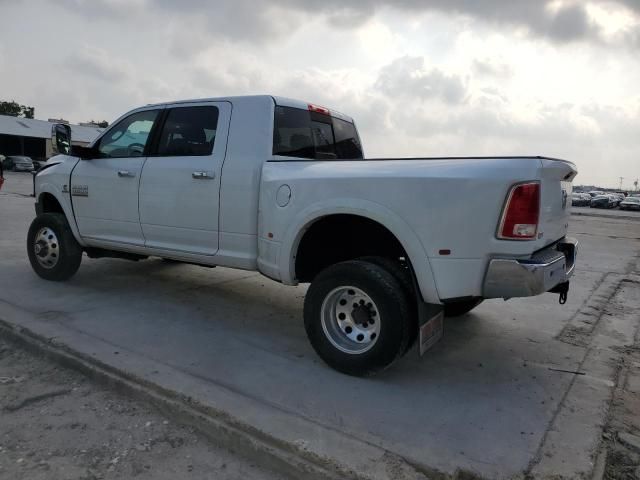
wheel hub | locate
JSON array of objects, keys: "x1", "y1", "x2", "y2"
[
  {"x1": 35, "y1": 240, "x2": 48, "y2": 256},
  {"x1": 351, "y1": 304, "x2": 373, "y2": 326},
  {"x1": 320, "y1": 286, "x2": 381, "y2": 355},
  {"x1": 33, "y1": 227, "x2": 60, "y2": 269}
]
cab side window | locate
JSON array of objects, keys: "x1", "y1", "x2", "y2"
[
  {"x1": 97, "y1": 110, "x2": 159, "y2": 158},
  {"x1": 156, "y1": 106, "x2": 219, "y2": 157}
]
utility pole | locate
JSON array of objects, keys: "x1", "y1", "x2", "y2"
[
  {"x1": 619, "y1": 177, "x2": 624, "y2": 190},
  {"x1": 634, "y1": 178, "x2": 638, "y2": 192}
]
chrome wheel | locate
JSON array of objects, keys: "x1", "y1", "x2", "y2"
[
  {"x1": 320, "y1": 286, "x2": 381, "y2": 355},
  {"x1": 33, "y1": 227, "x2": 59, "y2": 269}
]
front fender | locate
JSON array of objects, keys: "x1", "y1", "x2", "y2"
[
  {"x1": 278, "y1": 198, "x2": 442, "y2": 304},
  {"x1": 35, "y1": 183, "x2": 86, "y2": 247}
]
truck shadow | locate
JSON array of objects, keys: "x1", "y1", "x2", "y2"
[{"x1": 62, "y1": 257, "x2": 577, "y2": 385}]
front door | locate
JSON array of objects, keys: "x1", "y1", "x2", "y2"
[
  {"x1": 138, "y1": 102, "x2": 231, "y2": 255},
  {"x1": 71, "y1": 108, "x2": 161, "y2": 246}
]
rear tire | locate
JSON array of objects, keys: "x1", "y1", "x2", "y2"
[
  {"x1": 27, "y1": 213, "x2": 82, "y2": 281},
  {"x1": 304, "y1": 260, "x2": 411, "y2": 376},
  {"x1": 444, "y1": 299, "x2": 483, "y2": 317},
  {"x1": 358, "y1": 256, "x2": 418, "y2": 353}
]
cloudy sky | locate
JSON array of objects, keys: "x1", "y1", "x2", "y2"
[{"x1": 1, "y1": 0, "x2": 638, "y2": 188}]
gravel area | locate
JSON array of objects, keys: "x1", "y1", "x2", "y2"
[
  {"x1": 0, "y1": 339, "x2": 283, "y2": 480},
  {"x1": 603, "y1": 342, "x2": 640, "y2": 479}
]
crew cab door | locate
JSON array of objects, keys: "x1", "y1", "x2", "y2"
[
  {"x1": 71, "y1": 108, "x2": 161, "y2": 246},
  {"x1": 138, "y1": 102, "x2": 231, "y2": 255}
]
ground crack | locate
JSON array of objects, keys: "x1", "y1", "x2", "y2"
[
  {"x1": 556, "y1": 273, "x2": 623, "y2": 346},
  {"x1": 3, "y1": 388, "x2": 71, "y2": 412}
]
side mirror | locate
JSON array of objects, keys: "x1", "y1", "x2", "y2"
[{"x1": 51, "y1": 124, "x2": 72, "y2": 155}]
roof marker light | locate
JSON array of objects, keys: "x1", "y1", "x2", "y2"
[{"x1": 308, "y1": 104, "x2": 330, "y2": 115}]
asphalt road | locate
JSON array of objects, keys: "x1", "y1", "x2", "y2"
[
  {"x1": 1, "y1": 171, "x2": 639, "y2": 479},
  {"x1": 572, "y1": 205, "x2": 640, "y2": 219}
]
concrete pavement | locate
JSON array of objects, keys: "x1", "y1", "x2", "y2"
[
  {"x1": 572, "y1": 205, "x2": 640, "y2": 220},
  {"x1": 1, "y1": 171, "x2": 639, "y2": 479}
]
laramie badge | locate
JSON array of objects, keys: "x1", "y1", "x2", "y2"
[{"x1": 71, "y1": 185, "x2": 89, "y2": 197}]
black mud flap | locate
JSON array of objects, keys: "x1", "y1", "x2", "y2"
[
  {"x1": 418, "y1": 302, "x2": 444, "y2": 356},
  {"x1": 550, "y1": 281, "x2": 570, "y2": 305}
]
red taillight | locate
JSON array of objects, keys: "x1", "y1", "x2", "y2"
[
  {"x1": 498, "y1": 182, "x2": 540, "y2": 240},
  {"x1": 308, "y1": 103, "x2": 330, "y2": 115}
]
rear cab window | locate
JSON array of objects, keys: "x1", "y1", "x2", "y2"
[{"x1": 273, "y1": 105, "x2": 363, "y2": 160}]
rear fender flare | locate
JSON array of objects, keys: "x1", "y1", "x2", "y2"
[{"x1": 278, "y1": 198, "x2": 442, "y2": 304}]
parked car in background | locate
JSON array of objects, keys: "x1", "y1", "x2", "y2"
[
  {"x1": 571, "y1": 193, "x2": 590, "y2": 206},
  {"x1": 31, "y1": 159, "x2": 46, "y2": 170},
  {"x1": 619, "y1": 196, "x2": 640, "y2": 211},
  {"x1": 588, "y1": 191, "x2": 603, "y2": 197},
  {"x1": 4, "y1": 155, "x2": 34, "y2": 172},
  {"x1": 571, "y1": 193, "x2": 582, "y2": 206},
  {"x1": 591, "y1": 195, "x2": 614, "y2": 208},
  {"x1": 608, "y1": 194, "x2": 621, "y2": 207}
]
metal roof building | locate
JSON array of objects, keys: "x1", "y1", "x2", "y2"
[{"x1": 0, "y1": 115, "x2": 103, "y2": 160}]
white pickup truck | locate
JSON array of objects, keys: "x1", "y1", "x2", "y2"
[{"x1": 29, "y1": 95, "x2": 578, "y2": 376}]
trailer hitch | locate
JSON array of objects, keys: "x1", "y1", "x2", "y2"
[{"x1": 550, "y1": 281, "x2": 570, "y2": 305}]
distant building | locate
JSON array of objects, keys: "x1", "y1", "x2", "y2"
[{"x1": 0, "y1": 114, "x2": 103, "y2": 161}]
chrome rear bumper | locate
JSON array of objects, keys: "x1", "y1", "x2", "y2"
[{"x1": 483, "y1": 237, "x2": 578, "y2": 299}]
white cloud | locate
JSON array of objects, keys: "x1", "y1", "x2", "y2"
[
  {"x1": 65, "y1": 45, "x2": 133, "y2": 82},
  {"x1": 375, "y1": 56, "x2": 469, "y2": 104},
  {"x1": 357, "y1": 21, "x2": 402, "y2": 61},
  {"x1": 1, "y1": 0, "x2": 638, "y2": 188}
]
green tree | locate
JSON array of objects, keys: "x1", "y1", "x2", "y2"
[{"x1": 0, "y1": 100, "x2": 35, "y2": 118}]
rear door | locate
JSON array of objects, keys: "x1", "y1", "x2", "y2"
[
  {"x1": 71, "y1": 108, "x2": 161, "y2": 246},
  {"x1": 138, "y1": 102, "x2": 231, "y2": 255}
]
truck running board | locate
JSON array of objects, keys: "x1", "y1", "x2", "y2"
[{"x1": 84, "y1": 247, "x2": 148, "y2": 262}]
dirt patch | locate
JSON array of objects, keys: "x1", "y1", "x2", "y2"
[
  {"x1": 0, "y1": 339, "x2": 282, "y2": 480},
  {"x1": 602, "y1": 345, "x2": 640, "y2": 479}
]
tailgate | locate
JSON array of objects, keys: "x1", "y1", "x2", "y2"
[{"x1": 539, "y1": 158, "x2": 578, "y2": 245}]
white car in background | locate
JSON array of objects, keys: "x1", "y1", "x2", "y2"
[
  {"x1": 7, "y1": 155, "x2": 35, "y2": 172},
  {"x1": 619, "y1": 196, "x2": 640, "y2": 211}
]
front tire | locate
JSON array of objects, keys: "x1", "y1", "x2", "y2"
[
  {"x1": 304, "y1": 260, "x2": 411, "y2": 376},
  {"x1": 27, "y1": 213, "x2": 82, "y2": 281}
]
